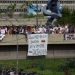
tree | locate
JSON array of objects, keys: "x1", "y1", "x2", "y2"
[
  {"x1": 57, "y1": 7, "x2": 71, "y2": 25},
  {"x1": 21, "y1": 0, "x2": 32, "y2": 8},
  {"x1": 7, "y1": 3, "x2": 16, "y2": 18},
  {"x1": 70, "y1": 10, "x2": 75, "y2": 25},
  {"x1": 20, "y1": 0, "x2": 33, "y2": 17},
  {"x1": 0, "y1": 7, "x2": 5, "y2": 18}
]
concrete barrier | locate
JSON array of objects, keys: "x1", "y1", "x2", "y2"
[
  {"x1": 0, "y1": 34, "x2": 75, "y2": 45},
  {"x1": 0, "y1": 34, "x2": 75, "y2": 60},
  {"x1": 0, "y1": 18, "x2": 47, "y2": 26},
  {"x1": 0, "y1": 44, "x2": 75, "y2": 60}
]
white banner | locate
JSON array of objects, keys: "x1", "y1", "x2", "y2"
[
  {"x1": 27, "y1": 34, "x2": 48, "y2": 56},
  {"x1": 65, "y1": 34, "x2": 75, "y2": 40},
  {"x1": 0, "y1": 34, "x2": 5, "y2": 40}
]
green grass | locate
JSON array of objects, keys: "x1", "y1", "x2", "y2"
[{"x1": 0, "y1": 58, "x2": 75, "y2": 75}]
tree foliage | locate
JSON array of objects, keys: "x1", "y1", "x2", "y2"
[
  {"x1": 21, "y1": 0, "x2": 32, "y2": 8},
  {"x1": 7, "y1": 3, "x2": 16, "y2": 18},
  {"x1": 61, "y1": 7, "x2": 71, "y2": 17},
  {"x1": 70, "y1": 10, "x2": 75, "y2": 25},
  {"x1": 0, "y1": 8, "x2": 5, "y2": 14},
  {"x1": 7, "y1": 3, "x2": 16, "y2": 14},
  {"x1": 57, "y1": 7, "x2": 71, "y2": 25},
  {"x1": 0, "y1": 7, "x2": 5, "y2": 18}
]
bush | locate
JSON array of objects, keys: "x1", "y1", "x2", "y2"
[
  {"x1": 23, "y1": 13, "x2": 44, "y2": 18},
  {"x1": 23, "y1": 14, "x2": 29, "y2": 18},
  {"x1": 66, "y1": 59, "x2": 75, "y2": 68},
  {"x1": 58, "y1": 58, "x2": 75, "y2": 71},
  {"x1": 58, "y1": 63, "x2": 69, "y2": 71},
  {"x1": 39, "y1": 63, "x2": 45, "y2": 71},
  {"x1": 38, "y1": 14, "x2": 44, "y2": 18}
]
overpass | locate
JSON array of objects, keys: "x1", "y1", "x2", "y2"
[{"x1": 0, "y1": 34, "x2": 75, "y2": 60}]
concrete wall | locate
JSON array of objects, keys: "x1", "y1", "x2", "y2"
[
  {"x1": 0, "y1": 44, "x2": 75, "y2": 60},
  {"x1": 1, "y1": 34, "x2": 75, "y2": 45},
  {"x1": 0, "y1": 45, "x2": 27, "y2": 60},
  {"x1": 0, "y1": 34, "x2": 75, "y2": 60},
  {"x1": 0, "y1": 18, "x2": 47, "y2": 26},
  {"x1": 46, "y1": 44, "x2": 75, "y2": 58}
]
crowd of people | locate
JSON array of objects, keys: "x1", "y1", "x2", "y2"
[
  {"x1": 0, "y1": 24, "x2": 75, "y2": 35},
  {"x1": 0, "y1": 68, "x2": 38, "y2": 75},
  {"x1": 0, "y1": 24, "x2": 75, "y2": 75}
]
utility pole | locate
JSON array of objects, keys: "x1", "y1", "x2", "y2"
[
  {"x1": 36, "y1": 0, "x2": 38, "y2": 27},
  {"x1": 16, "y1": 33, "x2": 18, "y2": 75},
  {"x1": 4, "y1": 17, "x2": 19, "y2": 75}
]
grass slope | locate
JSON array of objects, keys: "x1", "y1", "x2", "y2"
[{"x1": 0, "y1": 58, "x2": 75, "y2": 75}]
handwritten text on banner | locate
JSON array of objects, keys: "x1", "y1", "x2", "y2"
[{"x1": 27, "y1": 34, "x2": 48, "y2": 56}]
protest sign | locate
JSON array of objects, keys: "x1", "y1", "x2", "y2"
[
  {"x1": 27, "y1": 34, "x2": 48, "y2": 56},
  {"x1": 0, "y1": 34, "x2": 5, "y2": 40},
  {"x1": 65, "y1": 34, "x2": 75, "y2": 40}
]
